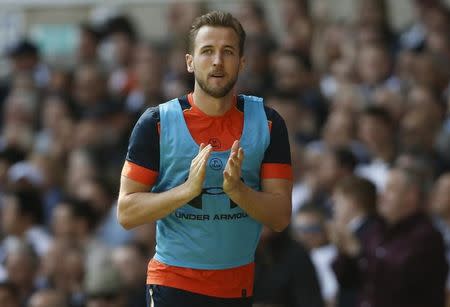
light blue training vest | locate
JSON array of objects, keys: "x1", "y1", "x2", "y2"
[{"x1": 152, "y1": 95, "x2": 270, "y2": 269}]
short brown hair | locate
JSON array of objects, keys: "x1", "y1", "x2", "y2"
[
  {"x1": 335, "y1": 176, "x2": 377, "y2": 214},
  {"x1": 188, "y1": 11, "x2": 246, "y2": 56}
]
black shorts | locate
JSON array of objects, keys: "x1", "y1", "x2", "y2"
[{"x1": 146, "y1": 285, "x2": 253, "y2": 307}]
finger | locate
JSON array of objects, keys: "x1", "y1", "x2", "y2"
[
  {"x1": 237, "y1": 147, "x2": 244, "y2": 161},
  {"x1": 196, "y1": 144, "x2": 213, "y2": 161},
  {"x1": 227, "y1": 158, "x2": 241, "y2": 178},
  {"x1": 230, "y1": 140, "x2": 239, "y2": 153},
  {"x1": 223, "y1": 170, "x2": 231, "y2": 181},
  {"x1": 191, "y1": 145, "x2": 212, "y2": 170},
  {"x1": 225, "y1": 151, "x2": 237, "y2": 171},
  {"x1": 198, "y1": 143, "x2": 206, "y2": 154}
]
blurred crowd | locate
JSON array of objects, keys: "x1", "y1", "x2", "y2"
[{"x1": 0, "y1": 0, "x2": 450, "y2": 306}]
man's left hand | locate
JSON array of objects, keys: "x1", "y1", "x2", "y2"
[{"x1": 223, "y1": 140, "x2": 244, "y2": 195}]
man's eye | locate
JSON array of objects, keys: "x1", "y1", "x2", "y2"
[
  {"x1": 224, "y1": 50, "x2": 234, "y2": 55},
  {"x1": 202, "y1": 49, "x2": 212, "y2": 54}
]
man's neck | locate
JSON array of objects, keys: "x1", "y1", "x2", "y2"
[{"x1": 192, "y1": 87, "x2": 235, "y2": 116}]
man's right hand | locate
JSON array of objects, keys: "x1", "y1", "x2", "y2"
[{"x1": 184, "y1": 143, "x2": 213, "y2": 198}]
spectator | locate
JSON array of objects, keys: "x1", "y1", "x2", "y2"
[
  {"x1": 254, "y1": 226, "x2": 324, "y2": 307},
  {"x1": 0, "y1": 188, "x2": 50, "y2": 260},
  {"x1": 292, "y1": 205, "x2": 337, "y2": 305},
  {"x1": 76, "y1": 23, "x2": 103, "y2": 66},
  {"x1": 104, "y1": 15, "x2": 138, "y2": 99},
  {"x1": 4, "y1": 243, "x2": 39, "y2": 306},
  {"x1": 331, "y1": 175, "x2": 378, "y2": 307},
  {"x1": 111, "y1": 243, "x2": 147, "y2": 307},
  {"x1": 5, "y1": 39, "x2": 50, "y2": 90},
  {"x1": 310, "y1": 147, "x2": 358, "y2": 215},
  {"x1": 84, "y1": 260, "x2": 126, "y2": 307},
  {"x1": 332, "y1": 167, "x2": 448, "y2": 307},
  {"x1": 356, "y1": 106, "x2": 396, "y2": 191}
]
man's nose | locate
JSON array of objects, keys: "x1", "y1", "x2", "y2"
[{"x1": 213, "y1": 52, "x2": 224, "y2": 66}]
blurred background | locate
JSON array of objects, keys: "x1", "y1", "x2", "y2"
[{"x1": 0, "y1": 0, "x2": 450, "y2": 306}]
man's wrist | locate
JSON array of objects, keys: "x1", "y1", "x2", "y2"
[{"x1": 224, "y1": 180, "x2": 245, "y2": 199}]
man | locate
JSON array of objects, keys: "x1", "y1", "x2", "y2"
[
  {"x1": 253, "y1": 226, "x2": 324, "y2": 307},
  {"x1": 332, "y1": 167, "x2": 448, "y2": 307},
  {"x1": 331, "y1": 176, "x2": 378, "y2": 307},
  {"x1": 117, "y1": 11, "x2": 292, "y2": 307}
]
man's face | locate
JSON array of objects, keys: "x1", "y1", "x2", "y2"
[
  {"x1": 379, "y1": 170, "x2": 414, "y2": 223},
  {"x1": 186, "y1": 26, "x2": 244, "y2": 98},
  {"x1": 1, "y1": 196, "x2": 20, "y2": 235},
  {"x1": 292, "y1": 212, "x2": 326, "y2": 250},
  {"x1": 332, "y1": 191, "x2": 355, "y2": 226},
  {"x1": 430, "y1": 175, "x2": 450, "y2": 217}
]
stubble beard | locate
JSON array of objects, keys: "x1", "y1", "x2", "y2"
[{"x1": 195, "y1": 74, "x2": 238, "y2": 98}]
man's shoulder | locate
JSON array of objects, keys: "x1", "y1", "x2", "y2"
[
  {"x1": 139, "y1": 95, "x2": 189, "y2": 122},
  {"x1": 236, "y1": 95, "x2": 279, "y2": 119}
]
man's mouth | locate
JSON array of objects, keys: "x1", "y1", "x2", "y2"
[{"x1": 209, "y1": 72, "x2": 225, "y2": 78}]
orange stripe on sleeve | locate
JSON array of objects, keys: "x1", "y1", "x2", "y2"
[
  {"x1": 261, "y1": 163, "x2": 293, "y2": 180},
  {"x1": 122, "y1": 160, "x2": 158, "y2": 186}
]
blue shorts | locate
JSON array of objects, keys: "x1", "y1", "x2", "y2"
[{"x1": 146, "y1": 285, "x2": 253, "y2": 307}]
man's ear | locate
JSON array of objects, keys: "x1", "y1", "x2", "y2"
[
  {"x1": 239, "y1": 56, "x2": 246, "y2": 72},
  {"x1": 186, "y1": 54, "x2": 194, "y2": 73}
]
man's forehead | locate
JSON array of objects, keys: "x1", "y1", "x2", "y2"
[{"x1": 194, "y1": 26, "x2": 239, "y2": 47}]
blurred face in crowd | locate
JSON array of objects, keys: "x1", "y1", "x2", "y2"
[
  {"x1": 357, "y1": 0, "x2": 386, "y2": 28},
  {"x1": 41, "y1": 95, "x2": 71, "y2": 132},
  {"x1": 407, "y1": 86, "x2": 442, "y2": 119},
  {"x1": 111, "y1": 32, "x2": 134, "y2": 67},
  {"x1": 29, "y1": 290, "x2": 67, "y2": 307},
  {"x1": 279, "y1": 0, "x2": 308, "y2": 28},
  {"x1": 133, "y1": 43, "x2": 162, "y2": 94},
  {"x1": 322, "y1": 110, "x2": 354, "y2": 148},
  {"x1": 292, "y1": 211, "x2": 327, "y2": 250},
  {"x1": 62, "y1": 249, "x2": 84, "y2": 287},
  {"x1": 333, "y1": 191, "x2": 357, "y2": 226},
  {"x1": 282, "y1": 18, "x2": 313, "y2": 54},
  {"x1": 357, "y1": 44, "x2": 390, "y2": 86},
  {"x1": 186, "y1": 26, "x2": 244, "y2": 98},
  {"x1": 412, "y1": 54, "x2": 447, "y2": 91},
  {"x1": 77, "y1": 29, "x2": 98, "y2": 63},
  {"x1": 236, "y1": 2, "x2": 267, "y2": 36},
  {"x1": 317, "y1": 150, "x2": 341, "y2": 191},
  {"x1": 400, "y1": 109, "x2": 439, "y2": 152},
  {"x1": 379, "y1": 169, "x2": 419, "y2": 224},
  {"x1": 11, "y1": 54, "x2": 38, "y2": 73},
  {"x1": 40, "y1": 240, "x2": 71, "y2": 286},
  {"x1": 112, "y1": 246, "x2": 146, "y2": 287},
  {"x1": 358, "y1": 114, "x2": 392, "y2": 155},
  {"x1": 73, "y1": 65, "x2": 106, "y2": 106},
  {"x1": 3, "y1": 92, "x2": 36, "y2": 127},
  {"x1": 430, "y1": 173, "x2": 450, "y2": 219},
  {"x1": 272, "y1": 53, "x2": 307, "y2": 92},
  {"x1": 51, "y1": 203, "x2": 75, "y2": 239},
  {"x1": 1, "y1": 195, "x2": 22, "y2": 235},
  {"x1": 6, "y1": 249, "x2": 37, "y2": 289}
]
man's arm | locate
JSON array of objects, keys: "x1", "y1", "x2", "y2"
[
  {"x1": 224, "y1": 141, "x2": 292, "y2": 232},
  {"x1": 117, "y1": 144, "x2": 213, "y2": 229}
]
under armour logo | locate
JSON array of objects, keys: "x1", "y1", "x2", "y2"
[{"x1": 186, "y1": 178, "x2": 244, "y2": 209}]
